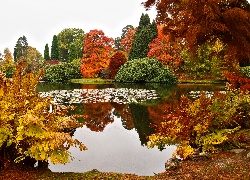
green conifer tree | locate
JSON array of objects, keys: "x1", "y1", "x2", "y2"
[
  {"x1": 128, "y1": 14, "x2": 158, "y2": 61},
  {"x1": 51, "y1": 35, "x2": 59, "y2": 60},
  {"x1": 44, "y1": 43, "x2": 50, "y2": 60},
  {"x1": 14, "y1": 35, "x2": 28, "y2": 62}
]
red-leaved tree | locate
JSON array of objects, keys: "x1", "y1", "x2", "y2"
[
  {"x1": 109, "y1": 50, "x2": 127, "y2": 79},
  {"x1": 80, "y1": 30, "x2": 114, "y2": 78},
  {"x1": 148, "y1": 25, "x2": 183, "y2": 73},
  {"x1": 120, "y1": 28, "x2": 137, "y2": 56},
  {"x1": 143, "y1": 0, "x2": 250, "y2": 69}
]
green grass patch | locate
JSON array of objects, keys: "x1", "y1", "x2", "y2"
[
  {"x1": 178, "y1": 79, "x2": 225, "y2": 84},
  {"x1": 70, "y1": 78, "x2": 113, "y2": 84}
]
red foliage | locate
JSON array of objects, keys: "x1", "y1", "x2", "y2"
[
  {"x1": 109, "y1": 51, "x2": 127, "y2": 79},
  {"x1": 148, "y1": 98, "x2": 180, "y2": 126},
  {"x1": 120, "y1": 28, "x2": 136, "y2": 56},
  {"x1": 80, "y1": 30, "x2": 114, "y2": 78},
  {"x1": 224, "y1": 72, "x2": 250, "y2": 91},
  {"x1": 143, "y1": 0, "x2": 250, "y2": 68},
  {"x1": 83, "y1": 102, "x2": 114, "y2": 132},
  {"x1": 148, "y1": 25, "x2": 183, "y2": 72}
]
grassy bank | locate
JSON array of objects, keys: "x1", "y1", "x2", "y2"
[
  {"x1": 177, "y1": 79, "x2": 226, "y2": 84},
  {"x1": 70, "y1": 78, "x2": 225, "y2": 85},
  {"x1": 70, "y1": 78, "x2": 113, "y2": 84}
]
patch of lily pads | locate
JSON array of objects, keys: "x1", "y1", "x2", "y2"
[{"x1": 39, "y1": 88, "x2": 160, "y2": 104}]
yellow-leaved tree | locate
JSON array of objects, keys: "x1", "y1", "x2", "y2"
[{"x1": 0, "y1": 61, "x2": 87, "y2": 169}]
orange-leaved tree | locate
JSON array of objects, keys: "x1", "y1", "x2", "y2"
[
  {"x1": 143, "y1": 0, "x2": 250, "y2": 69},
  {"x1": 80, "y1": 29, "x2": 114, "y2": 78},
  {"x1": 109, "y1": 50, "x2": 127, "y2": 79},
  {"x1": 148, "y1": 24, "x2": 183, "y2": 73},
  {"x1": 120, "y1": 27, "x2": 137, "y2": 56}
]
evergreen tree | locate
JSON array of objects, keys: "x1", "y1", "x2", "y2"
[
  {"x1": 138, "y1": 13, "x2": 150, "y2": 31},
  {"x1": 14, "y1": 35, "x2": 28, "y2": 62},
  {"x1": 68, "y1": 43, "x2": 78, "y2": 62},
  {"x1": 51, "y1": 35, "x2": 59, "y2": 60},
  {"x1": 128, "y1": 14, "x2": 158, "y2": 61},
  {"x1": 44, "y1": 43, "x2": 50, "y2": 60},
  {"x1": 150, "y1": 20, "x2": 158, "y2": 39}
]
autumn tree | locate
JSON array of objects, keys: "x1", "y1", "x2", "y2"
[
  {"x1": 51, "y1": 35, "x2": 59, "y2": 60},
  {"x1": 109, "y1": 50, "x2": 127, "y2": 79},
  {"x1": 143, "y1": 0, "x2": 250, "y2": 69},
  {"x1": 114, "y1": 25, "x2": 135, "y2": 51},
  {"x1": 0, "y1": 48, "x2": 15, "y2": 78},
  {"x1": 44, "y1": 43, "x2": 50, "y2": 60},
  {"x1": 80, "y1": 29, "x2": 114, "y2": 78},
  {"x1": 25, "y1": 46, "x2": 44, "y2": 73},
  {"x1": 120, "y1": 26, "x2": 136, "y2": 56},
  {"x1": 128, "y1": 14, "x2": 158, "y2": 60},
  {"x1": 0, "y1": 62, "x2": 87, "y2": 169},
  {"x1": 148, "y1": 24, "x2": 183, "y2": 73},
  {"x1": 14, "y1": 35, "x2": 28, "y2": 62},
  {"x1": 57, "y1": 28, "x2": 84, "y2": 61}
]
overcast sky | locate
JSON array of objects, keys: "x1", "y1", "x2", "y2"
[{"x1": 0, "y1": 0, "x2": 156, "y2": 55}]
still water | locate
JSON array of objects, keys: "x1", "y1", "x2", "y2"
[{"x1": 36, "y1": 82, "x2": 225, "y2": 176}]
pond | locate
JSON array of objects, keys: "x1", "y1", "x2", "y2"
[{"x1": 36, "y1": 82, "x2": 225, "y2": 176}]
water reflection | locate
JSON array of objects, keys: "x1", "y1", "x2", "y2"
[
  {"x1": 49, "y1": 117, "x2": 175, "y2": 176},
  {"x1": 37, "y1": 82, "x2": 225, "y2": 175},
  {"x1": 83, "y1": 103, "x2": 114, "y2": 132}
]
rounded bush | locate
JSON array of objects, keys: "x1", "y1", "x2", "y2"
[
  {"x1": 115, "y1": 57, "x2": 177, "y2": 83},
  {"x1": 43, "y1": 59, "x2": 81, "y2": 82}
]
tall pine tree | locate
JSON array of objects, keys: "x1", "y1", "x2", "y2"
[
  {"x1": 128, "y1": 14, "x2": 158, "y2": 61},
  {"x1": 51, "y1": 35, "x2": 59, "y2": 60},
  {"x1": 44, "y1": 43, "x2": 50, "y2": 60},
  {"x1": 14, "y1": 35, "x2": 28, "y2": 62}
]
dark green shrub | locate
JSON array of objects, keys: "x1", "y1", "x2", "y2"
[
  {"x1": 115, "y1": 57, "x2": 177, "y2": 83},
  {"x1": 43, "y1": 59, "x2": 81, "y2": 82}
]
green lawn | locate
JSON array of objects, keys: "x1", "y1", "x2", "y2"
[{"x1": 70, "y1": 78, "x2": 113, "y2": 84}]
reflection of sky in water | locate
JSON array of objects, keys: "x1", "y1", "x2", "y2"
[
  {"x1": 49, "y1": 116, "x2": 176, "y2": 176},
  {"x1": 43, "y1": 83, "x2": 225, "y2": 176}
]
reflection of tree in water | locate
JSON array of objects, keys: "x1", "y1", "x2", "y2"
[
  {"x1": 148, "y1": 94, "x2": 181, "y2": 126},
  {"x1": 129, "y1": 103, "x2": 155, "y2": 146},
  {"x1": 112, "y1": 103, "x2": 135, "y2": 130},
  {"x1": 83, "y1": 102, "x2": 114, "y2": 132}
]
